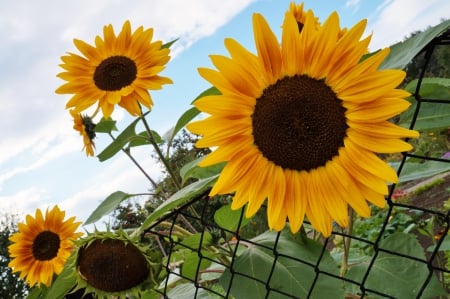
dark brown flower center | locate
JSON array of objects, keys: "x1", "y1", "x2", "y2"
[
  {"x1": 81, "y1": 116, "x2": 96, "y2": 140},
  {"x1": 94, "y1": 56, "x2": 137, "y2": 91},
  {"x1": 32, "y1": 231, "x2": 60, "y2": 261},
  {"x1": 252, "y1": 75, "x2": 347, "y2": 171},
  {"x1": 77, "y1": 238, "x2": 149, "y2": 292}
]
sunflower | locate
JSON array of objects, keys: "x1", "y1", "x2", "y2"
[
  {"x1": 8, "y1": 206, "x2": 82, "y2": 287},
  {"x1": 67, "y1": 230, "x2": 160, "y2": 299},
  {"x1": 70, "y1": 109, "x2": 96, "y2": 157},
  {"x1": 187, "y1": 9, "x2": 419, "y2": 236},
  {"x1": 56, "y1": 20, "x2": 172, "y2": 118},
  {"x1": 286, "y1": 2, "x2": 348, "y2": 37},
  {"x1": 286, "y1": 2, "x2": 319, "y2": 31}
]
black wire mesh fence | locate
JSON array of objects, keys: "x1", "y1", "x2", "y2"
[{"x1": 141, "y1": 28, "x2": 450, "y2": 299}]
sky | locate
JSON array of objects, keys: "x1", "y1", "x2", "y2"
[{"x1": 1, "y1": 0, "x2": 449, "y2": 227}]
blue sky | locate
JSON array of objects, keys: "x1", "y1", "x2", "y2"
[{"x1": 1, "y1": 0, "x2": 449, "y2": 226}]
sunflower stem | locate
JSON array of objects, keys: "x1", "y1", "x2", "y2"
[
  {"x1": 340, "y1": 208, "x2": 354, "y2": 277},
  {"x1": 107, "y1": 133, "x2": 159, "y2": 190},
  {"x1": 138, "y1": 112, "x2": 182, "y2": 190},
  {"x1": 138, "y1": 109, "x2": 202, "y2": 222}
]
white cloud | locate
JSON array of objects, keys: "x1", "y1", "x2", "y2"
[
  {"x1": 0, "y1": 132, "x2": 79, "y2": 190},
  {"x1": 0, "y1": 186, "x2": 50, "y2": 217},
  {"x1": 367, "y1": 0, "x2": 450, "y2": 50},
  {"x1": 345, "y1": 0, "x2": 361, "y2": 12},
  {"x1": 0, "y1": 0, "x2": 256, "y2": 220},
  {"x1": 59, "y1": 149, "x2": 164, "y2": 224}
]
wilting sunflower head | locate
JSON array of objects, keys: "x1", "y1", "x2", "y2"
[
  {"x1": 187, "y1": 8, "x2": 419, "y2": 237},
  {"x1": 70, "y1": 109, "x2": 96, "y2": 157},
  {"x1": 56, "y1": 20, "x2": 173, "y2": 119},
  {"x1": 8, "y1": 206, "x2": 82, "y2": 287},
  {"x1": 68, "y1": 230, "x2": 159, "y2": 299}
]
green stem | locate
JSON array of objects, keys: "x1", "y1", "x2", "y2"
[
  {"x1": 340, "y1": 208, "x2": 354, "y2": 277},
  {"x1": 138, "y1": 107, "x2": 201, "y2": 221},
  {"x1": 139, "y1": 111, "x2": 182, "y2": 190},
  {"x1": 108, "y1": 133, "x2": 159, "y2": 190}
]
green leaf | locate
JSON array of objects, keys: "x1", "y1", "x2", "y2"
[
  {"x1": 380, "y1": 19, "x2": 450, "y2": 70},
  {"x1": 180, "y1": 156, "x2": 225, "y2": 184},
  {"x1": 163, "y1": 107, "x2": 200, "y2": 143},
  {"x1": 128, "y1": 130, "x2": 163, "y2": 147},
  {"x1": 137, "y1": 175, "x2": 218, "y2": 235},
  {"x1": 346, "y1": 233, "x2": 446, "y2": 299},
  {"x1": 427, "y1": 235, "x2": 450, "y2": 252},
  {"x1": 405, "y1": 77, "x2": 450, "y2": 93},
  {"x1": 220, "y1": 229, "x2": 344, "y2": 299},
  {"x1": 399, "y1": 78, "x2": 450, "y2": 130},
  {"x1": 163, "y1": 86, "x2": 220, "y2": 145},
  {"x1": 391, "y1": 160, "x2": 450, "y2": 182},
  {"x1": 94, "y1": 117, "x2": 117, "y2": 133},
  {"x1": 166, "y1": 283, "x2": 218, "y2": 299},
  {"x1": 175, "y1": 232, "x2": 213, "y2": 250},
  {"x1": 181, "y1": 251, "x2": 214, "y2": 281},
  {"x1": 44, "y1": 264, "x2": 77, "y2": 299},
  {"x1": 214, "y1": 204, "x2": 251, "y2": 232},
  {"x1": 162, "y1": 38, "x2": 179, "y2": 49},
  {"x1": 84, "y1": 191, "x2": 133, "y2": 225},
  {"x1": 139, "y1": 289, "x2": 163, "y2": 299},
  {"x1": 127, "y1": 131, "x2": 151, "y2": 147},
  {"x1": 26, "y1": 287, "x2": 44, "y2": 299},
  {"x1": 96, "y1": 117, "x2": 141, "y2": 161}
]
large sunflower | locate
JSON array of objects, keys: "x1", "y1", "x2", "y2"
[
  {"x1": 8, "y1": 206, "x2": 82, "y2": 287},
  {"x1": 56, "y1": 20, "x2": 172, "y2": 118},
  {"x1": 70, "y1": 109, "x2": 96, "y2": 157},
  {"x1": 187, "y1": 9, "x2": 419, "y2": 237}
]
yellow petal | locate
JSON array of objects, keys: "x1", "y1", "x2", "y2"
[{"x1": 253, "y1": 13, "x2": 282, "y2": 83}]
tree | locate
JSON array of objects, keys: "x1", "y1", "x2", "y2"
[{"x1": 0, "y1": 213, "x2": 30, "y2": 298}]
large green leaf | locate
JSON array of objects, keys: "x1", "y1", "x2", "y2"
[
  {"x1": 166, "y1": 283, "x2": 222, "y2": 299},
  {"x1": 26, "y1": 287, "x2": 45, "y2": 299},
  {"x1": 181, "y1": 251, "x2": 215, "y2": 281},
  {"x1": 136, "y1": 175, "x2": 218, "y2": 235},
  {"x1": 391, "y1": 160, "x2": 450, "y2": 182},
  {"x1": 213, "y1": 204, "x2": 251, "y2": 232},
  {"x1": 399, "y1": 78, "x2": 450, "y2": 131},
  {"x1": 43, "y1": 253, "x2": 78, "y2": 299},
  {"x1": 180, "y1": 156, "x2": 225, "y2": 185},
  {"x1": 174, "y1": 232, "x2": 214, "y2": 250},
  {"x1": 346, "y1": 233, "x2": 446, "y2": 299},
  {"x1": 163, "y1": 86, "x2": 220, "y2": 145},
  {"x1": 84, "y1": 191, "x2": 133, "y2": 225},
  {"x1": 220, "y1": 229, "x2": 344, "y2": 299},
  {"x1": 402, "y1": 101, "x2": 450, "y2": 131},
  {"x1": 380, "y1": 20, "x2": 450, "y2": 70}
]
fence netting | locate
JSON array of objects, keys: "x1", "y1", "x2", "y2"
[{"x1": 143, "y1": 29, "x2": 450, "y2": 299}]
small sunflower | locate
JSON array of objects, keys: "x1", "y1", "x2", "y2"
[
  {"x1": 286, "y1": 2, "x2": 348, "y2": 38},
  {"x1": 56, "y1": 20, "x2": 173, "y2": 118},
  {"x1": 70, "y1": 109, "x2": 96, "y2": 157},
  {"x1": 187, "y1": 9, "x2": 419, "y2": 236},
  {"x1": 286, "y1": 2, "x2": 319, "y2": 31},
  {"x1": 68, "y1": 230, "x2": 159, "y2": 299},
  {"x1": 8, "y1": 206, "x2": 82, "y2": 287}
]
